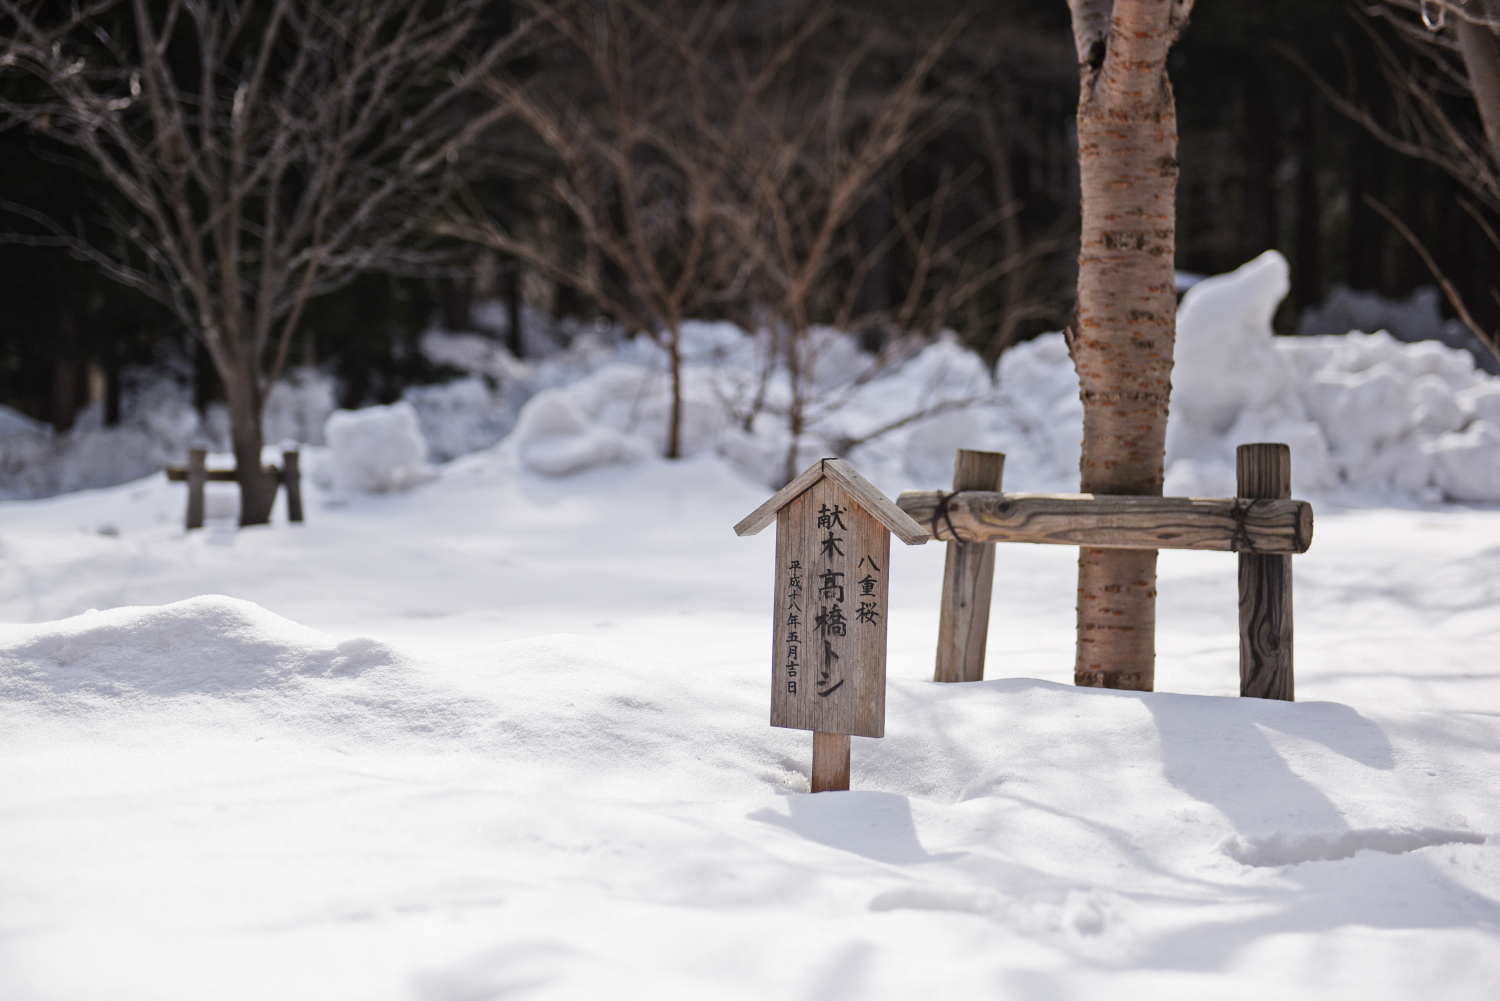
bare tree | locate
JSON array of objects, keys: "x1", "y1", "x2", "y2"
[
  {"x1": 438, "y1": 0, "x2": 765, "y2": 459},
  {"x1": 0, "y1": 0, "x2": 531, "y2": 523},
  {"x1": 719, "y1": 19, "x2": 970, "y2": 482},
  {"x1": 1065, "y1": 0, "x2": 1194, "y2": 691},
  {"x1": 1281, "y1": 0, "x2": 1500, "y2": 363},
  {"x1": 445, "y1": 2, "x2": 1058, "y2": 475},
  {"x1": 974, "y1": 106, "x2": 1074, "y2": 364},
  {"x1": 709, "y1": 13, "x2": 1068, "y2": 485}
]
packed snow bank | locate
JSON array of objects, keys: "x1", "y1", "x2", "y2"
[
  {"x1": 0, "y1": 367, "x2": 333, "y2": 501},
  {"x1": 976, "y1": 251, "x2": 1500, "y2": 501},
  {"x1": 319, "y1": 401, "x2": 436, "y2": 494},
  {"x1": 503, "y1": 322, "x2": 1000, "y2": 489},
  {"x1": 479, "y1": 252, "x2": 1500, "y2": 501},
  {"x1": 3, "y1": 591, "x2": 1499, "y2": 999},
  {"x1": 1299, "y1": 282, "x2": 1500, "y2": 374},
  {"x1": 1162, "y1": 251, "x2": 1500, "y2": 500},
  {"x1": 10, "y1": 254, "x2": 1500, "y2": 503}
]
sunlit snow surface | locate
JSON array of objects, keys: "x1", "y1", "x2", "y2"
[{"x1": 2, "y1": 446, "x2": 1500, "y2": 1000}]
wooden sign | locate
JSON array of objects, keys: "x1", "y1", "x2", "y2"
[{"x1": 735, "y1": 459, "x2": 928, "y2": 789}]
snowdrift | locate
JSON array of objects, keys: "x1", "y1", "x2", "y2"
[
  {"x1": 480, "y1": 251, "x2": 1500, "y2": 501},
  {"x1": 1164, "y1": 251, "x2": 1500, "y2": 501},
  {"x1": 8, "y1": 250, "x2": 1500, "y2": 503},
  {"x1": 3, "y1": 594, "x2": 1498, "y2": 999}
]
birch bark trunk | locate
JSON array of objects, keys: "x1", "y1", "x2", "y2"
[
  {"x1": 1455, "y1": 3, "x2": 1500, "y2": 167},
  {"x1": 1066, "y1": 0, "x2": 1193, "y2": 690}
]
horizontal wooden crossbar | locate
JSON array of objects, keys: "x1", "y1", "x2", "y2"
[
  {"x1": 166, "y1": 464, "x2": 290, "y2": 484},
  {"x1": 165, "y1": 467, "x2": 240, "y2": 482},
  {"x1": 895, "y1": 491, "x2": 1313, "y2": 554}
]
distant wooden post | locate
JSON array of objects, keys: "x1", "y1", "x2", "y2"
[
  {"x1": 935, "y1": 450, "x2": 1005, "y2": 682},
  {"x1": 1238, "y1": 443, "x2": 1294, "y2": 700},
  {"x1": 185, "y1": 448, "x2": 207, "y2": 531},
  {"x1": 282, "y1": 449, "x2": 304, "y2": 523},
  {"x1": 736, "y1": 459, "x2": 929, "y2": 792}
]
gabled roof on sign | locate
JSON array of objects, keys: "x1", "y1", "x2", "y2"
[{"x1": 733, "y1": 458, "x2": 930, "y2": 545}]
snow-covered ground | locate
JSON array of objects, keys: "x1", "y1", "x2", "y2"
[{"x1": 3, "y1": 253, "x2": 1500, "y2": 999}]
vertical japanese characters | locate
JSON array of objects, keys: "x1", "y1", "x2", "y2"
[
  {"x1": 785, "y1": 559, "x2": 802, "y2": 694},
  {"x1": 770, "y1": 478, "x2": 889, "y2": 738}
]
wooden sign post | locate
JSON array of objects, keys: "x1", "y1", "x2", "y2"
[{"x1": 735, "y1": 459, "x2": 929, "y2": 791}]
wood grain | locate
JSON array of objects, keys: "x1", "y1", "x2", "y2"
[
  {"x1": 897, "y1": 490, "x2": 1312, "y2": 554},
  {"x1": 935, "y1": 450, "x2": 1004, "y2": 683},
  {"x1": 735, "y1": 460, "x2": 831, "y2": 537},
  {"x1": 771, "y1": 477, "x2": 889, "y2": 738},
  {"x1": 736, "y1": 458, "x2": 929, "y2": 545},
  {"x1": 811, "y1": 731, "x2": 851, "y2": 792},
  {"x1": 1238, "y1": 443, "x2": 1295, "y2": 701},
  {"x1": 819, "y1": 459, "x2": 929, "y2": 545}
]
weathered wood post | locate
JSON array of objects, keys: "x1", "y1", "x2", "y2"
[
  {"x1": 735, "y1": 459, "x2": 929, "y2": 792},
  {"x1": 1238, "y1": 443, "x2": 1295, "y2": 700},
  {"x1": 185, "y1": 448, "x2": 207, "y2": 531},
  {"x1": 935, "y1": 450, "x2": 1005, "y2": 682},
  {"x1": 898, "y1": 445, "x2": 1312, "y2": 697},
  {"x1": 282, "y1": 449, "x2": 304, "y2": 524}
]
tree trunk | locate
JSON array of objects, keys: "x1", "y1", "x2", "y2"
[
  {"x1": 1455, "y1": 10, "x2": 1500, "y2": 167},
  {"x1": 224, "y1": 375, "x2": 277, "y2": 527},
  {"x1": 665, "y1": 323, "x2": 684, "y2": 460},
  {"x1": 1067, "y1": 0, "x2": 1191, "y2": 691}
]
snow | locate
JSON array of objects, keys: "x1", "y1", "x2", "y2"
[
  {"x1": 1161, "y1": 252, "x2": 1500, "y2": 502},
  {"x1": 1298, "y1": 282, "x2": 1500, "y2": 375},
  {"x1": 320, "y1": 401, "x2": 437, "y2": 495},
  {"x1": 3, "y1": 255, "x2": 1500, "y2": 998},
  {"x1": 8, "y1": 250, "x2": 1500, "y2": 506}
]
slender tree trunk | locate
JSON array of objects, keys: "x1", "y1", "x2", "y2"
[
  {"x1": 783, "y1": 330, "x2": 806, "y2": 487},
  {"x1": 1067, "y1": 0, "x2": 1191, "y2": 691},
  {"x1": 664, "y1": 322, "x2": 684, "y2": 460}
]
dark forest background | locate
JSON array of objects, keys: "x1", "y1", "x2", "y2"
[{"x1": 3, "y1": 0, "x2": 1493, "y2": 432}]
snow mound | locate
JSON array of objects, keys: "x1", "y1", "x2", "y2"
[
  {"x1": 1224, "y1": 826, "x2": 1486, "y2": 867},
  {"x1": 10, "y1": 255, "x2": 1500, "y2": 504},
  {"x1": 0, "y1": 366, "x2": 334, "y2": 501},
  {"x1": 505, "y1": 328, "x2": 1001, "y2": 490},
  {"x1": 1299, "y1": 283, "x2": 1500, "y2": 374},
  {"x1": 481, "y1": 260, "x2": 1500, "y2": 502},
  {"x1": 0, "y1": 596, "x2": 398, "y2": 701},
  {"x1": 403, "y1": 376, "x2": 521, "y2": 463},
  {"x1": 0, "y1": 597, "x2": 794, "y2": 798},
  {"x1": 1161, "y1": 251, "x2": 1500, "y2": 500},
  {"x1": 0, "y1": 597, "x2": 461, "y2": 747},
  {"x1": 419, "y1": 330, "x2": 529, "y2": 383},
  {"x1": 512, "y1": 383, "x2": 649, "y2": 477},
  {"x1": 320, "y1": 401, "x2": 436, "y2": 493}
]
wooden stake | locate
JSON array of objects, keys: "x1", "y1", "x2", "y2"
[
  {"x1": 1238, "y1": 443, "x2": 1294, "y2": 700},
  {"x1": 811, "y1": 731, "x2": 850, "y2": 792},
  {"x1": 282, "y1": 449, "x2": 304, "y2": 524},
  {"x1": 185, "y1": 448, "x2": 207, "y2": 531},
  {"x1": 935, "y1": 450, "x2": 1005, "y2": 682}
]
